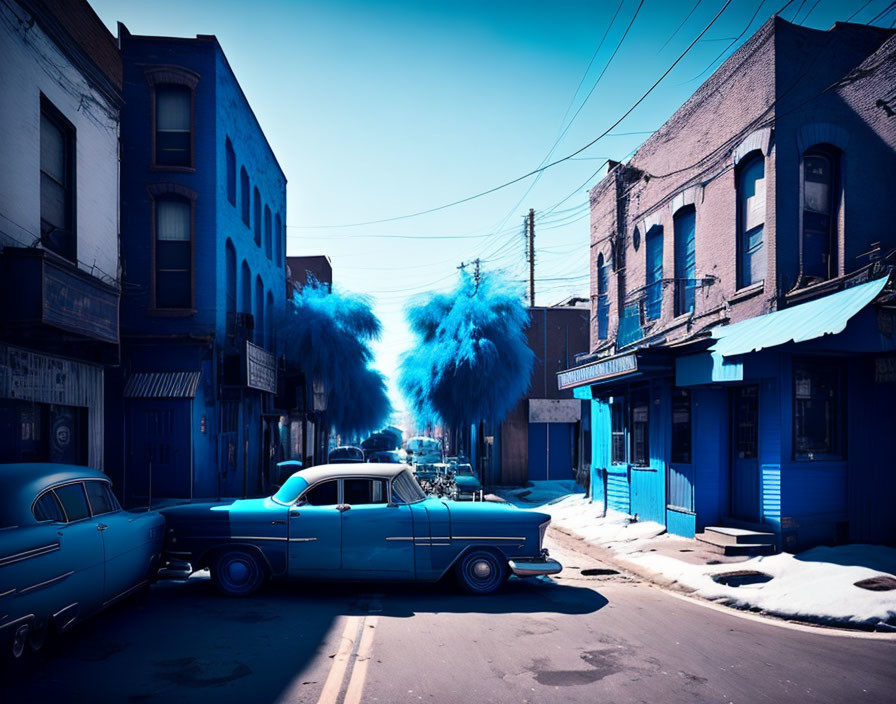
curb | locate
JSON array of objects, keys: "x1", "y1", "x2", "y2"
[{"x1": 549, "y1": 524, "x2": 896, "y2": 639}]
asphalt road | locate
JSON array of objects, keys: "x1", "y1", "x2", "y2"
[{"x1": 4, "y1": 529, "x2": 895, "y2": 703}]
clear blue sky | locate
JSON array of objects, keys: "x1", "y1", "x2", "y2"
[{"x1": 91, "y1": 0, "x2": 893, "y2": 421}]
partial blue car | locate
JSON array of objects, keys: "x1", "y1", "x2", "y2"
[
  {"x1": 0, "y1": 464, "x2": 165, "y2": 660},
  {"x1": 450, "y1": 463, "x2": 483, "y2": 500},
  {"x1": 159, "y1": 464, "x2": 561, "y2": 597}
]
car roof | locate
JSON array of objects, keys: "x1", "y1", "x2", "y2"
[
  {"x1": 297, "y1": 463, "x2": 410, "y2": 484},
  {"x1": 0, "y1": 463, "x2": 110, "y2": 526}
]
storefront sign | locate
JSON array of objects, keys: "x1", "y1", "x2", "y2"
[
  {"x1": 246, "y1": 341, "x2": 277, "y2": 394},
  {"x1": 557, "y1": 353, "x2": 638, "y2": 390},
  {"x1": 529, "y1": 398, "x2": 582, "y2": 423},
  {"x1": 43, "y1": 264, "x2": 118, "y2": 344}
]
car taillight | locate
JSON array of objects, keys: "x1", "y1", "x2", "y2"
[{"x1": 538, "y1": 519, "x2": 550, "y2": 550}]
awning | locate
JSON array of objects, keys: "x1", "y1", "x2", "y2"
[
  {"x1": 710, "y1": 276, "x2": 889, "y2": 358},
  {"x1": 124, "y1": 371, "x2": 201, "y2": 399}
]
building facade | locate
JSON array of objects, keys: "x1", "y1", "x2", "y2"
[
  {"x1": 497, "y1": 301, "x2": 591, "y2": 486},
  {"x1": 106, "y1": 26, "x2": 287, "y2": 503},
  {"x1": 561, "y1": 18, "x2": 896, "y2": 550},
  {"x1": 0, "y1": 0, "x2": 122, "y2": 470}
]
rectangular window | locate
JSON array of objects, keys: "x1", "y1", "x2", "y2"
[
  {"x1": 610, "y1": 399, "x2": 625, "y2": 464},
  {"x1": 155, "y1": 85, "x2": 191, "y2": 167},
  {"x1": 671, "y1": 388, "x2": 691, "y2": 464},
  {"x1": 738, "y1": 155, "x2": 766, "y2": 287},
  {"x1": 794, "y1": 360, "x2": 844, "y2": 460},
  {"x1": 40, "y1": 98, "x2": 75, "y2": 261},
  {"x1": 254, "y1": 188, "x2": 261, "y2": 245},
  {"x1": 674, "y1": 207, "x2": 696, "y2": 316},
  {"x1": 155, "y1": 197, "x2": 192, "y2": 308},
  {"x1": 264, "y1": 205, "x2": 272, "y2": 259},
  {"x1": 596, "y1": 255, "x2": 609, "y2": 340},
  {"x1": 241, "y1": 168, "x2": 250, "y2": 225},
  {"x1": 630, "y1": 388, "x2": 649, "y2": 466}
]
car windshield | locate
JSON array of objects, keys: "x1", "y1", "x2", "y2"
[
  {"x1": 391, "y1": 469, "x2": 426, "y2": 503},
  {"x1": 272, "y1": 475, "x2": 310, "y2": 505}
]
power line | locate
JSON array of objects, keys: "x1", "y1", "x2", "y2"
[
  {"x1": 291, "y1": 0, "x2": 731, "y2": 231},
  {"x1": 657, "y1": 0, "x2": 703, "y2": 54}
]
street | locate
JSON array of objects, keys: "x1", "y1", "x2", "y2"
[{"x1": 4, "y1": 528, "x2": 895, "y2": 704}]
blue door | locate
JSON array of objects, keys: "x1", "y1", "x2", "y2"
[
  {"x1": 288, "y1": 479, "x2": 341, "y2": 573},
  {"x1": 127, "y1": 400, "x2": 191, "y2": 500},
  {"x1": 730, "y1": 386, "x2": 760, "y2": 522},
  {"x1": 528, "y1": 423, "x2": 548, "y2": 480},
  {"x1": 341, "y1": 477, "x2": 414, "y2": 576},
  {"x1": 548, "y1": 423, "x2": 573, "y2": 480}
]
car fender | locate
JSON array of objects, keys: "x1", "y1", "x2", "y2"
[
  {"x1": 435, "y1": 543, "x2": 510, "y2": 581},
  {"x1": 196, "y1": 542, "x2": 275, "y2": 577}
]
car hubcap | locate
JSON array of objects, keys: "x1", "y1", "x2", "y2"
[
  {"x1": 472, "y1": 559, "x2": 492, "y2": 579},
  {"x1": 228, "y1": 560, "x2": 249, "y2": 584}
]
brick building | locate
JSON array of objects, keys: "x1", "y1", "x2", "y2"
[{"x1": 561, "y1": 18, "x2": 896, "y2": 550}]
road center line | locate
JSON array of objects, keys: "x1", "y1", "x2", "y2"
[
  {"x1": 316, "y1": 616, "x2": 362, "y2": 704},
  {"x1": 343, "y1": 616, "x2": 378, "y2": 704}
]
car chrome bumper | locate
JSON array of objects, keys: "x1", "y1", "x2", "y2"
[
  {"x1": 508, "y1": 558, "x2": 563, "y2": 577},
  {"x1": 157, "y1": 557, "x2": 193, "y2": 580}
]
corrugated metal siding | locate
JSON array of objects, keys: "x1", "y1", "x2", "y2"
[
  {"x1": 124, "y1": 371, "x2": 201, "y2": 399},
  {"x1": 760, "y1": 464, "x2": 781, "y2": 531},
  {"x1": 0, "y1": 343, "x2": 104, "y2": 469},
  {"x1": 591, "y1": 400, "x2": 611, "y2": 505},
  {"x1": 606, "y1": 466, "x2": 630, "y2": 514}
]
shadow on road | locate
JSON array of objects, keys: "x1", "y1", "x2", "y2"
[{"x1": 2, "y1": 575, "x2": 606, "y2": 704}]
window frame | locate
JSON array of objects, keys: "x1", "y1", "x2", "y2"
[
  {"x1": 644, "y1": 225, "x2": 664, "y2": 321},
  {"x1": 736, "y1": 151, "x2": 766, "y2": 289},
  {"x1": 673, "y1": 205, "x2": 696, "y2": 317},
  {"x1": 148, "y1": 183, "x2": 197, "y2": 314},
  {"x1": 596, "y1": 253, "x2": 609, "y2": 340},
  {"x1": 629, "y1": 387, "x2": 650, "y2": 467},
  {"x1": 225, "y1": 138, "x2": 236, "y2": 205},
  {"x1": 145, "y1": 66, "x2": 199, "y2": 172},
  {"x1": 799, "y1": 144, "x2": 841, "y2": 285},
  {"x1": 670, "y1": 388, "x2": 692, "y2": 465},
  {"x1": 610, "y1": 397, "x2": 626, "y2": 464},
  {"x1": 39, "y1": 94, "x2": 77, "y2": 263},
  {"x1": 240, "y1": 167, "x2": 250, "y2": 226},
  {"x1": 253, "y1": 187, "x2": 262, "y2": 246},
  {"x1": 792, "y1": 357, "x2": 846, "y2": 461},
  {"x1": 264, "y1": 205, "x2": 272, "y2": 259}
]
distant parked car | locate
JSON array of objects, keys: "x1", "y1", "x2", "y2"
[
  {"x1": 0, "y1": 464, "x2": 165, "y2": 660},
  {"x1": 449, "y1": 463, "x2": 483, "y2": 500},
  {"x1": 405, "y1": 436, "x2": 442, "y2": 465},
  {"x1": 327, "y1": 446, "x2": 365, "y2": 464},
  {"x1": 159, "y1": 464, "x2": 561, "y2": 597},
  {"x1": 366, "y1": 451, "x2": 402, "y2": 463}
]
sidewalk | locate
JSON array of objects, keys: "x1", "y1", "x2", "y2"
[{"x1": 496, "y1": 482, "x2": 896, "y2": 632}]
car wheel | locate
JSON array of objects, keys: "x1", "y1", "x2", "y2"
[
  {"x1": 211, "y1": 548, "x2": 267, "y2": 597},
  {"x1": 456, "y1": 549, "x2": 507, "y2": 595},
  {"x1": 11, "y1": 623, "x2": 30, "y2": 660}
]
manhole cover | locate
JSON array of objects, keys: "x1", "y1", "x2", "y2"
[
  {"x1": 581, "y1": 568, "x2": 619, "y2": 577},
  {"x1": 854, "y1": 576, "x2": 896, "y2": 591},
  {"x1": 712, "y1": 570, "x2": 773, "y2": 587}
]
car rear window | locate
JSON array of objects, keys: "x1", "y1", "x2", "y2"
[
  {"x1": 33, "y1": 491, "x2": 66, "y2": 523},
  {"x1": 54, "y1": 483, "x2": 90, "y2": 522}
]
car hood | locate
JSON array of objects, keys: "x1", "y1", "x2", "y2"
[{"x1": 454, "y1": 475, "x2": 482, "y2": 489}]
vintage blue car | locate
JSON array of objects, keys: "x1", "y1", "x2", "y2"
[
  {"x1": 450, "y1": 462, "x2": 483, "y2": 500},
  {"x1": 0, "y1": 464, "x2": 165, "y2": 659},
  {"x1": 159, "y1": 464, "x2": 561, "y2": 597}
]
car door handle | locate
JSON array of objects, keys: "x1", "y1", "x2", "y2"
[
  {"x1": 336, "y1": 504, "x2": 351, "y2": 512},
  {"x1": 96, "y1": 523, "x2": 108, "y2": 531}
]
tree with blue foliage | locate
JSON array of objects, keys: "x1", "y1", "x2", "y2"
[
  {"x1": 399, "y1": 269, "x2": 534, "y2": 432},
  {"x1": 279, "y1": 281, "x2": 391, "y2": 437}
]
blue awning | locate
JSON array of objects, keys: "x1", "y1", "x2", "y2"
[
  {"x1": 710, "y1": 276, "x2": 889, "y2": 358},
  {"x1": 124, "y1": 371, "x2": 201, "y2": 399}
]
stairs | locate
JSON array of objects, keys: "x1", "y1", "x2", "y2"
[{"x1": 696, "y1": 526, "x2": 777, "y2": 556}]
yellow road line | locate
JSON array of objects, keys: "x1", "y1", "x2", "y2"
[
  {"x1": 316, "y1": 616, "x2": 362, "y2": 704},
  {"x1": 343, "y1": 616, "x2": 378, "y2": 704}
]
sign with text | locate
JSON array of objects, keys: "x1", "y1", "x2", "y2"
[
  {"x1": 245, "y1": 341, "x2": 277, "y2": 393},
  {"x1": 557, "y1": 353, "x2": 637, "y2": 390}
]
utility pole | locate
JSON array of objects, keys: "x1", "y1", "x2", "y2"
[
  {"x1": 458, "y1": 258, "x2": 482, "y2": 294},
  {"x1": 527, "y1": 208, "x2": 535, "y2": 307}
]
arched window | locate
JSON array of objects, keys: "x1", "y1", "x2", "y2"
[
  {"x1": 240, "y1": 168, "x2": 250, "y2": 226},
  {"x1": 737, "y1": 152, "x2": 766, "y2": 288},
  {"x1": 645, "y1": 225, "x2": 663, "y2": 321},
  {"x1": 225, "y1": 138, "x2": 236, "y2": 205},
  {"x1": 266, "y1": 290, "x2": 274, "y2": 349},
  {"x1": 801, "y1": 145, "x2": 840, "y2": 283},
  {"x1": 253, "y1": 187, "x2": 262, "y2": 246},
  {"x1": 225, "y1": 240, "x2": 236, "y2": 315},
  {"x1": 255, "y1": 276, "x2": 264, "y2": 346},
  {"x1": 275, "y1": 213, "x2": 283, "y2": 266},
  {"x1": 241, "y1": 260, "x2": 251, "y2": 315},
  {"x1": 264, "y1": 205, "x2": 272, "y2": 259},
  {"x1": 597, "y1": 253, "x2": 609, "y2": 340},
  {"x1": 144, "y1": 66, "x2": 198, "y2": 169},
  {"x1": 673, "y1": 206, "x2": 696, "y2": 317}
]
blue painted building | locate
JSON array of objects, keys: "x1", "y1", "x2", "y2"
[
  {"x1": 561, "y1": 18, "x2": 896, "y2": 551},
  {"x1": 106, "y1": 26, "x2": 287, "y2": 503}
]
